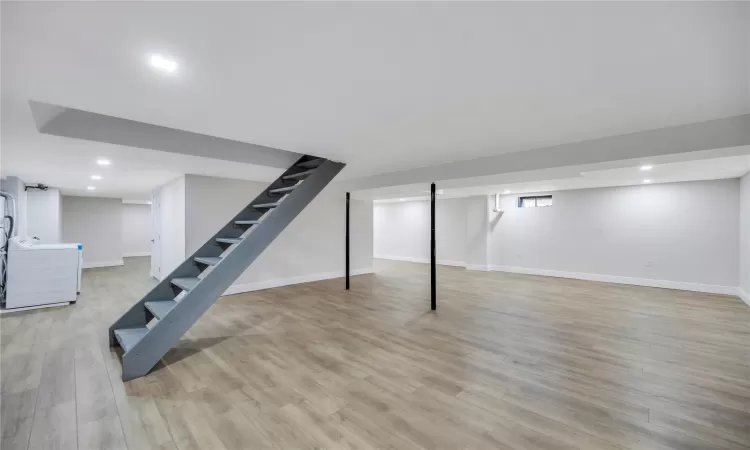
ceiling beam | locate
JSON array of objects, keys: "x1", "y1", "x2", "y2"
[
  {"x1": 340, "y1": 114, "x2": 750, "y2": 192},
  {"x1": 29, "y1": 101, "x2": 302, "y2": 169}
]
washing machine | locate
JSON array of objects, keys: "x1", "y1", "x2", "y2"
[{"x1": 5, "y1": 236, "x2": 83, "y2": 309}]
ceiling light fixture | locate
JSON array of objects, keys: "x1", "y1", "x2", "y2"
[
  {"x1": 503, "y1": 189, "x2": 511, "y2": 194},
  {"x1": 399, "y1": 198, "x2": 405, "y2": 202},
  {"x1": 149, "y1": 54, "x2": 177, "y2": 73},
  {"x1": 640, "y1": 165, "x2": 653, "y2": 171},
  {"x1": 643, "y1": 179, "x2": 652, "y2": 184},
  {"x1": 97, "y1": 159, "x2": 111, "y2": 166},
  {"x1": 86, "y1": 186, "x2": 96, "y2": 191},
  {"x1": 91, "y1": 175, "x2": 102, "y2": 180}
]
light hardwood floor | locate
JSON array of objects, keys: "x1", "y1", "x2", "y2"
[{"x1": 2, "y1": 257, "x2": 750, "y2": 450}]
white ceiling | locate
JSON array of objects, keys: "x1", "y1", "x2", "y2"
[{"x1": 1, "y1": 1, "x2": 749, "y2": 199}]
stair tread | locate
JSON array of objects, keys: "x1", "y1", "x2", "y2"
[
  {"x1": 195, "y1": 256, "x2": 222, "y2": 265},
  {"x1": 114, "y1": 327, "x2": 149, "y2": 353},
  {"x1": 269, "y1": 185, "x2": 297, "y2": 194},
  {"x1": 253, "y1": 202, "x2": 281, "y2": 208},
  {"x1": 296, "y1": 158, "x2": 325, "y2": 169},
  {"x1": 216, "y1": 237, "x2": 242, "y2": 244},
  {"x1": 171, "y1": 277, "x2": 200, "y2": 291},
  {"x1": 282, "y1": 168, "x2": 315, "y2": 180},
  {"x1": 145, "y1": 300, "x2": 177, "y2": 320},
  {"x1": 109, "y1": 157, "x2": 344, "y2": 381}
]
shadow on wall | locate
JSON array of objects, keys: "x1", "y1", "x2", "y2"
[{"x1": 489, "y1": 210, "x2": 503, "y2": 232}]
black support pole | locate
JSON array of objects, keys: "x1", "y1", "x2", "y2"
[
  {"x1": 431, "y1": 183, "x2": 436, "y2": 310},
  {"x1": 346, "y1": 192, "x2": 350, "y2": 290}
]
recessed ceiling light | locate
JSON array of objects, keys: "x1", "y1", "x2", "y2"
[
  {"x1": 96, "y1": 159, "x2": 111, "y2": 166},
  {"x1": 399, "y1": 198, "x2": 405, "y2": 202},
  {"x1": 86, "y1": 186, "x2": 96, "y2": 191},
  {"x1": 91, "y1": 175, "x2": 102, "y2": 180},
  {"x1": 149, "y1": 54, "x2": 177, "y2": 73},
  {"x1": 503, "y1": 189, "x2": 511, "y2": 194},
  {"x1": 643, "y1": 179, "x2": 652, "y2": 184},
  {"x1": 147, "y1": 201, "x2": 153, "y2": 205},
  {"x1": 640, "y1": 165, "x2": 653, "y2": 171}
]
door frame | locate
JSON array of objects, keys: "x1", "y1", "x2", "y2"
[{"x1": 150, "y1": 193, "x2": 162, "y2": 280}]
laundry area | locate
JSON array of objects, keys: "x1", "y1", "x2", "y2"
[{"x1": 1, "y1": 178, "x2": 83, "y2": 312}]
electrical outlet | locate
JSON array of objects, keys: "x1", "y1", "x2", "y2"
[{"x1": 645, "y1": 261, "x2": 653, "y2": 268}]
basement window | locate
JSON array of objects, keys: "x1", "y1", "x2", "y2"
[{"x1": 518, "y1": 195, "x2": 553, "y2": 208}]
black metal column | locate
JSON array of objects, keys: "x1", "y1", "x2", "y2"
[
  {"x1": 430, "y1": 183, "x2": 436, "y2": 310},
  {"x1": 346, "y1": 192, "x2": 350, "y2": 290}
]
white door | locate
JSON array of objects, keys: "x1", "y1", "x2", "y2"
[{"x1": 150, "y1": 194, "x2": 161, "y2": 280}]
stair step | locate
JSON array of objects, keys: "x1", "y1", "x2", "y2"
[
  {"x1": 296, "y1": 158, "x2": 325, "y2": 169},
  {"x1": 269, "y1": 185, "x2": 297, "y2": 195},
  {"x1": 195, "y1": 256, "x2": 222, "y2": 266},
  {"x1": 216, "y1": 237, "x2": 242, "y2": 245},
  {"x1": 114, "y1": 327, "x2": 149, "y2": 353},
  {"x1": 171, "y1": 277, "x2": 200, "y2": 291},
  {"x1": 282, "y1": 168, "x2": 315, "y2": 180},
  {"x1": 145, "y1": 300, "x2": 177, "y2": 320},
  {"x1": 108, "y1": 155, "x2": 345, "y2": 381},
  {"x1": 253, "y1": 202, "x2": 281, "y2": 209}
]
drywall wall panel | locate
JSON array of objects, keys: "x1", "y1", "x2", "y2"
[
  {"x1": 490, "y1": 179, "x2": 740, "y2": 289},
  {"x1": 465, "y1": 195, "x2": 492, "y2": 270},
  {"x1": 374, "y1": 201, "x2": 430, "y2": 262},
  {"x1": 61, "y1": 196, "x2": 123, "y2": 268},
  {"x1": 184, "y1": 174, "x2": 372, "y2": 292},
  {"x1": 122, "y1": 203, "x2": 151, "y2": 257},
  {"x1": 373, "y1": 198, "x2": 467, "y2": 265},
  {"x1": 740, "y1": 172, "x2": 750, "y2": 301},
  {"x1": 26, "y1": 187, "x2": 61, "y2": 243}
]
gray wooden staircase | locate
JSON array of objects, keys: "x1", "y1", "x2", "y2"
[{"x1": 109, "y1": 155, "x2": 345, "y2": 380}]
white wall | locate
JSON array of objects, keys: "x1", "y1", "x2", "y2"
[
  {"x1": 61, "y1": 196, "x2": 123, "y2": 268},
  {"x1": 154, "y1": 176, "x2": 186, "y2": 279},
  {"x1": 490, "y1": 180, "x2": 739, "y2": 291},
  {"x1": 465, "y1": 196, "x2": 492, "y2": 270},
  {"x1": 374, "y1": 198, "x2": 467, "y2": 266},
  {"x1": 122, "y1": 203, "x2": 151, "y2": 257},
  {"x1": 740, "y1": 173, "x2": 750, "y2": 303},
  {"x1": 374, "y1": 179, "x2": 742, "y2": 295},
  {"x1": 184, "y1": 174, "x2": 373, "y2": 292},
  {"x1": 26, "y1": 188, "x2": 62, "y2": 243}
]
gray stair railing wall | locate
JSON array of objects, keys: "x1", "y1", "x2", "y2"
[{"x1": 109, "y1": 158, "x2": 344, "y2": 380}]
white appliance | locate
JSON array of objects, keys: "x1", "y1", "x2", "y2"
[{"x1": 5, "y1": 236, "x2": 83, "y2": 309}]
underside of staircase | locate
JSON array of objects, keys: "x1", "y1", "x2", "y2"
[{"x1": 109, "y1": 155, "x2": 345, "y2": 380}]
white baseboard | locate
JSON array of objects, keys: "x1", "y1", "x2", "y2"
[
  {"x1": 466, "y1": 264, "x2": 490, "y2": 271},
  {"x1": 374, "y1": 255, "x2": 465, "y2": 267},
  {"x1": 375, "y1": 255, "x2": 427, "y2": 264},
  {"x1": 223, "y1": 268, "x2": 374, "y2": 296},
  {"x1": 739, "y1": 288, "x2": 750, "y2": 307},
  {"x1": 489, "y1": 265, "x2": 738, "y2": 296},
  {"x1": 124, "y1": 252, "x2": 150, "y2": 258},
  {"x1": 83, "y1": 260, "x2": 124, "y2": 269},
  {"x1": 437, "y1": 259, "x2": 466, "y2": 267}
]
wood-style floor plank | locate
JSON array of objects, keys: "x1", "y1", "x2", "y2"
[{"x1": 2, "y1": 257, "x2": 750, "y2": 450}]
